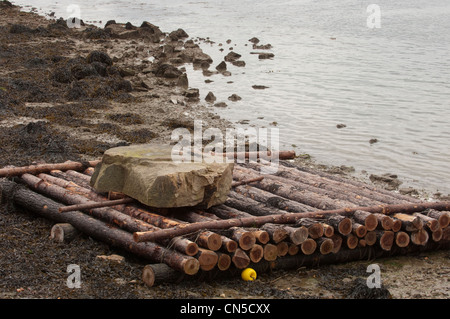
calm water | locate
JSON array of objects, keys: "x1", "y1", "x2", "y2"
[{"x1": 11, "y1": 0, "x2": 450, "y2": 194}]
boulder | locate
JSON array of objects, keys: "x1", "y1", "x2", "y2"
[{"x1": 90, "y1": 144, "x2": 234, "y2": 208}]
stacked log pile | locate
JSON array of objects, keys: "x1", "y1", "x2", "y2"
[{"x1": 0, "y1": 159, "x2": 449, "y2": 287}]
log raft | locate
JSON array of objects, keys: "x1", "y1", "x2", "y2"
[{"x1": 1, "y1": 158, "x2": 450, "y2": 286}]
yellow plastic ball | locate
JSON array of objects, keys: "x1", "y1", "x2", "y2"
[{"x1": 241, "y1": 268, "x2": 257, "y2": 281}]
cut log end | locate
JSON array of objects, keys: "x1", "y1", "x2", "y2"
[
  {"x1": 50, "y1": 223, "x2": 78, "y2": 243},
  {"x1": 276, "y1": 242, "x2": 289, "y2": 257},
  {"x1": 391, "y1": 219, "x2": 402, "y2": 232},
  {"x1": 300, "y1": 238, "x2": 317, "y2": 255},
  {"x1": 217, "y1": 253, "x2": 232, "y2": 271},
  {"x1": 197, "y1": 249, "x2": 218, "y2": 271},
  {"x1": 263, "y1": 244, "x2": 278, "y2": 261},
  {"x1": 238, "y1": 231, "x2": 256, "y2": 250},
  {"x1": 352, "y1": 223, "x2": 367, "y2": 238},
  {"x1": 249, "y1": 244, "x2": 264, "y2": 263},
  {"x1": 317, "y1": 238, "x2": 334, "y2": 255},
  {"x1": 379, "y1": 231, "x2": 395, "y2": 251},
  {"x1": 206, "y1": 233, "x2": 222, "y2": 251},
  {"x1": 232, "y1": 248, "x2": 250, "y2": 269},
  {"x1": 253, "y1": 230, "x2": 270, "y2": 244},
  {"x1": 364, "y1": 214, "x2": 379, "y2": 231},
  {"x1": 364, "y1": 231, "x2": 377, "y2": 246},
  {"x1": 289, "y1": 226, "x2": 309, "y2": 245},
  {"x1": 395, "y1": 231, "x2": 410, "y2": 248},
  {"x1": 183, "y1": 258, "x2": 200, "y2": 276},
  {"x1": 345, "y1": 234, "x2": 359, "y2": 250},
  {"x1": 411, "y1": 229, "x2": 429, "y2": 246}
]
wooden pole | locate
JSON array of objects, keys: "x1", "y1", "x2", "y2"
[
  {"x1": 133, "y1": 201, "x2": 450, "y2": 242},
  {"x1": 0, "y1": 160, "x2": 101, "y2": 177},
  {"x1": 426, "y1": 210, "x2": 449, "y2": 228},
  {"x1": 0, "y1": 178, "x2": 199, "y2": 275},
  {"x1": 59, "y1": 197, "x2": 135, "y2": 212}
]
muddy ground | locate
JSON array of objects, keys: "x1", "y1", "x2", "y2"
[{"x1": 0, "y1": 1, "x2": 448, "y2": 300}]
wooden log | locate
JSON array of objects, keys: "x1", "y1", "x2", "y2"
[
  {"x1": 393, "y1": 213, "x2": 423, "y2": 231},
  {"x1": 377, "y1": 231, "x2": 395, "y2": 251},
  {"x1": 276, "y1": 242, "x2": 289, "y2": 257},
  {"x1": 0, "y1": 160, "x2": 101, "y2": 177},
  {"x1": 252, "y1": 230, "x2": 270, "y2": 244},
  {"x1": 213, "y1": 150, "x2": 296, "y2": 160},
  {"x1": 395, "y1": 231, "x2": 410, "y2": 248},
  {"x1": 352, "y1": 210, "x2": 378, "y2": 231},
  {"x1": 231, "y1": 176, "x2": 264, "y2": 187},
  {"x1": 232, "y1": 184, "x2": 314, "y2": 213},
  {"x1": 58, "y1": 197, "x2": 135, "y2": 212},
  {"x1": 300, "y1": 238, "x2": 317, "y2": 255},
  {"x1": 426, "y1": 209, "x2": 450, "y2": 228},
  {"x1": 322, "y1": 223, "x2": 334, "y2": 237},
  {"x1": 296, "y1": 218, "x2": 324, "y2": 239},
  {"x1": 261, "y1": 223, "x2": 288, "y2": 243},
  {"x1": 443, "y1": 226, "x2": 450, "y2": 241},
  {"x1": 391, "y1": 219, "x2": 402, "y2": 232},
  {"x1": 352, "y1": 222, "x2": 367, "y2": 238},
  {"x1": 217, "y1": 252, "x2": 232, "y2": 271},
  {"x1": 316, "y1": 237, "x2": 334, "y2": 255},
  {"x1": 372, "y1": 213, "x2": 394, "y2": 230},
  {"x1": 330, "y1": 235, "x2": 343, "y2": 253},
  {"x1": 0, "y1": 178, "x2": 199, "y2": 275},
  {"x1": 222, "y1": 237, "x2": 238, "y2": 253},
  {"x1": 285, "y1": 225, "x2": 309, "y2": 245},
  {"x1": 142, "y1": 263, "x2": 184, "y2": 287},
  {"x1": 326, "y1": 215, "x2": 352, "y2": 236},
  {"x1": 410, "y1": 229, "x2": 429, "y2": 246},
  {"x1": 430, "y1": 228, "x2": 443, "y2": 242},
  {"x1": 288, "y1": 243, "x2": 299, "y2": 256},
  {"x1": 21, "y1": 173, "x2": 200, "y2": 257},
  {"x1": 233, "y1": 166, "x2": 354, "y2": 210},
  {"x1": 50, "y1": 223, "x2": 79, "y2": 243},
  {"x1": 413, "y1": 213, "x2": 440, "y2": 232},
  {"x1": 232, "y1": 248, "x2": 250, "y2": 269},
  {"x1": 134, "y1": 201, "x2": 450, "y2": 243},
  {"x1": 249, "y1": 244, "x2": 264, "y2": 263},
  {"x1": 344, "y1": 234, "x2": 359, "y2": 250},
  {"x1": 263, "y1": 244, "x2": 278, "y2": 261},
  {"x1": 364, "y1": 231, "x2": 377, "y2": 246},
  {"x1": 197, "y1": 248, "x2": 218, "y2": 271},
  {"x1": 230, "y1": 227, "x2": 256, "y2": 250}
]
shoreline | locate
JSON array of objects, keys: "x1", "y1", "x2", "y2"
[{"x1": 1, "y1": 1, "x2": 448, "y2": 300}]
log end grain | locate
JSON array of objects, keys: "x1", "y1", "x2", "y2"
[
  {"x1": 217, "y1": 253, "x2": 232, "y2": 271},
  {"x1": 395, "y1": 231, "x2": 410, "y2": 248},
  {"x1": 300, "y1": 238, "x2": 317, "y2": 255},
  {"x1": 364, "y1": 231, "x2": 377, "y2": 246},
  {"x1": 289, "y1": 226, "x2": 309, "y2": 245},
  {"x1": 317, "y1": 238, "x2": 334, "y2": 255},
  {"x1": 276, "y1": 242, "x2": 289, "y2": 257},
  {"x1": 249, "y1": 244, "x2": 264, "y2": 263},
  {"x1": 50, "y1": 223, "x2": 78, "y2": 243},
  {"x1": 232, "y1": 248, "x2": 250, "y2": 269},
  {"x1": 345, "y1": 234, "x2": 359, "y2": 250},
  {"x1": 263, "y1": 243, "x2": 278, "y2": 261}
]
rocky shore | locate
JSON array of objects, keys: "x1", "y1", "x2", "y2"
[{"x1": 0, "y1": 1, "x2": 448, "y2": 300}]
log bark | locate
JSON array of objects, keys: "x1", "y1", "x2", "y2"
[
  {"x1": 230, "y1": 227, "x2": 256, "y2": 250},
  {"x1": 50, "y1": 223, "x2": 79, "y2": 243},
  {"x1": 0, "y1": 160, "x2": 101, "y2": 177},
  {"x1": 395, "y1": 231, "x2": 410, "y2": 248},
  {"x1": 231, "y1": 177, "x2": 264, "y2": 187},
  {"x1": 0, "y1": 178, "x2": 199, "y2": 275},
  {"x1": 59, "y1": 197, "x2": 135, "y2": 212},
  {"x1": 300, "y1": 238, "x2": 317, "y2": 255},
  {"x1": 263, "y1": 244, "x2": 278, "y2": 261},
  {"x1": 232, "y1": 248, "x2": 250, "y2": 269},
  {"x1": 261, "y1": 223, "x2": 288, "y2": 243},
  {"x1": 133, "y1": 200, "x2": 450, "y2": 243},
  {"x1": 426, "y1": 210, "x2": 449, "y2": 228}
]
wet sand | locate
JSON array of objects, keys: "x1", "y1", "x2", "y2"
[{"x1": 0, "y1": 2, "x2": 448, "y2": 300}]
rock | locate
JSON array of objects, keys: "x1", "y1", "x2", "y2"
[
  {"x1": 154, "y1": 64, "x2": 182, "y2": 78},
  {"x1": 70, "y1": 63, "x2": 99, "y2": 80},
  {"x1": 86, "y1": 51, "x2": 113, "y2": 66},
  {"x1": 205, "y1": 91, "x2": 216, "y2": 103},
  {"x1": 214, "y1": 102, "x2": 227, "y2": 108},
  {"x1": 253, "y1": 43, "x2": 272, "y2": 50},
  {"x1": 399, "y1": 187, "x2": 419, "y2": 196},
  {"x1": 252, "y1": 85, "x2": 269, "y2": 90},
  {"x1": 177, "y1": 73, "x2": 189, "y2": 89},
  {"x1": 228, "y1": 94, "x2": 241, "y2": 102},
  {"x1": 169, "y1": 28, "x2": 189, "y2": 40},
  {"x1": 231, "y1": 60, "x2": 246, "y2": 67},
  {"x1": 248, "y1": 37, "x2": 260, "y2": 44},
  {"x1": 90, "y1": 144, "x2": 234, "y2": 208},
  {"x1": 258, "y1": 53, "x2": 274, "y2": 59},
  {"x1": 336, "y1": 124, "x2": 346, "y2": 129},
  {"x1": 369, "y1": 173, "x2": 402, "y2": 190},
  {"x1": 215, "y1": 61, "x2": 227, "y2": 72},
  {"x1": 104, "y1": 20, "x2": 116, "y2": 28},
  {"x1": 369, "y1": 138, "x2": 378, "y2": 144},
  {"x1": 224, "y1": 51, "x2": 241, "y2": 62}
]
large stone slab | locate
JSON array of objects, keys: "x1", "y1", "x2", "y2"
[{"x1": 90, "y1": 144, "x2": 234, "y2": 208}]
